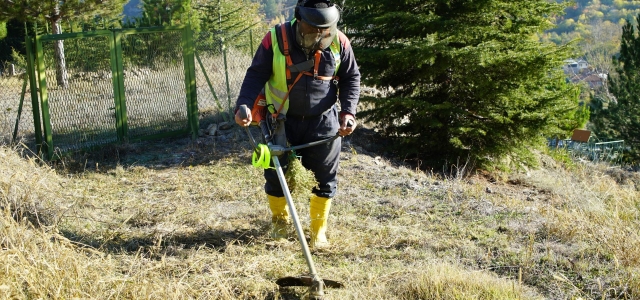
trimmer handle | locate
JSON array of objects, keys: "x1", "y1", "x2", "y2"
[
  {"x1": 238, "y1": 104, "x2": 259, "y2": 149},
  {"x1": 346, "y1": 119, "x2": 354, "y2": 128},
  {"x1": 239, "y1": 104, "x2": 250, "y2": 120}
]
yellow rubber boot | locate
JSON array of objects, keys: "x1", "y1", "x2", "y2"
[
  {"x1": 309, "y1": 195, "x2": 332, "y2": 248},
  {"x1": 268, "y1": 195, "x2": 290, "y2": 240}
]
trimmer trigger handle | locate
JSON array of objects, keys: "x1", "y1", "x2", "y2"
[
  {"x1": 346, "y1": 119, "x2": 354, "y2": 128},
  {"x1": 239, "y1": 104, "x2": 249, "y2": 119}
]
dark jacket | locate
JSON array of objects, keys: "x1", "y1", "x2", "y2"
[{"x1": 236, "y1": 20, "x2": 361, "y2": 118}]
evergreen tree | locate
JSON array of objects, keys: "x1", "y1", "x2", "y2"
[
  {"x1": 197, "y1": 0, "x2": 267, "y2": 52},
  {"x1": 591, "y1": 14, "x2": 640, "y2": 164},
  {"x1": 0, "y1": 22, "x2": 6, "y2": 39},
  {"x1": 264, "y1": 0, "x2": 280, "y2": 20},
  {"x1": 343, "y1": 0, "x2": 587, "y2": 171},
  {"x1": 139, "y1": 0, "x2": 199, "y2": 29},
  {"x1": 0, "y1": 0, "x2": 126, "y2": 87},
  {"x1": 0, "y1": 20, "x2": 28, "y2": 71}
]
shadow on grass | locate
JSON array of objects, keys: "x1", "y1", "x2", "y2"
[
  {"x1": 57, "y1": 219, "x2": 269, "y2": 256},
  {"x1": 44, "y1": 128, "x2": 252, "y2": 173}
]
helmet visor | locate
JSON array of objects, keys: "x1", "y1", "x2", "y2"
[{"x1": 296, "y1": 20, "x2": 337, "y2": 51}]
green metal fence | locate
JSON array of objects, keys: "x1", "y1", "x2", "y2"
[
  {"x1": 35, "y1": 26, "x2": 198, "y2": 158},
  {"x1": 0, "y1": 26, "x2": 256, "y2": 159},
  {"x1": 193, "y1": 31, "x2": 256, "y2": 124},
  {"x1": 0, "y1": 37, "x2": 37, "y2": 145},
  {"x1": 37, "y1": 30, "x2": 120, "y2": 154}
]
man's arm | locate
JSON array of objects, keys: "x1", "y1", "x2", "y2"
[
  {"x1": 336, "y1": 31, "x2": 361, "y2": 117},
  {"x1": 336, "y1": 32, "x2": 360, "y2": 136},
  {"x1": 235, "y1": 31, "x2": 274, "y2": 126},
  {"x1": 235, "y1": 31, "x2": 275, "y2": 112}
]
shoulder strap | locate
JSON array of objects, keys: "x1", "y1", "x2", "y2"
[{"x1": 274, "y1": 22, "x2": 294, "y2": 81}]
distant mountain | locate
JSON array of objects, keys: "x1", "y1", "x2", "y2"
[{"x1": 123, "y1": 0, "x2": 143, "y2": 18}]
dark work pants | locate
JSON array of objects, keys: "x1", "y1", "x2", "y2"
[{"x1": 264, "y1": 106, "x2": 341, "y2": 198}]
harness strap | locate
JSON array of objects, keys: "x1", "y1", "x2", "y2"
[
  {"x1": 274, "y1": 72, "x2": 305, "y2": 118},
  {"x1": 313, "y1": 50, "x2": 321, "y2": 79},
  {"x1": 273, "y1": 21, "x2": 340, "y2": 117},
  {"x1": 280, "y1": 24, "x2": 292, "y2": 81},
  {"x1": 288, "y1": 59, "x2": 315, "y2": 73}
]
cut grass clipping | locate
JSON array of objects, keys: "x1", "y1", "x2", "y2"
[{"x1": 285, "y1": 151, "x2": 318, "y2": 199}]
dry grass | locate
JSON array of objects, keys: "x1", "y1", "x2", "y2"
[{"x1": 1, "y1": 133, "x2": 639, "y2": 300}]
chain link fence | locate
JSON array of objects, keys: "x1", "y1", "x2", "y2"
[
  {"x1": 0, "y1": 37, "x2": 36, "y2": 147},
  {"x1": 193, "y1": 31, "x2": 255, "y2": 127},
  {"x1": 40, "y1": 33, "x2": 117, "y2": 152},
  {"x1": 0, "y1": 29, "x2": 255, "y2": 154}
]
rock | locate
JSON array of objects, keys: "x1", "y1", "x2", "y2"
[
  {"x1": 207, "y1": 124, "x2": 218, "y2": 136},
  {"x1": 219, "y1": 122, "x2": 232, "y2": 130}
]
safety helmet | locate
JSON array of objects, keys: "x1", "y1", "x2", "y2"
[
  {"x1": 294, "y1": 0, "x2": 340, "y2": 51},
  {"x1": 294, "y1": 0, "x2": 340, "y2": 28}
]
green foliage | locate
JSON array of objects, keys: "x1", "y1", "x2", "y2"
[
  {"x1": 254, "y1": 0, "x2": 297, "y2": 23},
  {"x1": 138, "y1": 0, "x2": 200, "y2": 30},
  {"x1": 0, "y1": 20, "x2": 29, "y2": 72},
  {"x1": 546, "y1": 147, "x2": 578, "y2": 170},
  {"x1": 285, "y1": 152, "x2": 318, "y2": 199},
  {"x1": 0, "y1": 22, "x2": 6, "y2": 39},
  {"x1": 344, "y1": 0, "x2": 583, "y2": 171},
  {"x1": 10, "y1": 48, "x2": 27, "y2": 71},
  {"x1": 196, "y1": 0, "x2": 267, "y2": 53},
  {"x1": 0, "y1": 0, "x2": 127, "y2": 24},
  {"x1": 590, "y1": 14, "x2": 640, "y2": 165},
  {"x1": 540, "y1": 0, "x2": 639, "y2": 46},
  {"x1": 264, "y1": 0, "x2": 279, "y2": 19}
]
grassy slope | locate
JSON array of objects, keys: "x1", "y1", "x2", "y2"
[{"x1": 1, "y1": 129, "x2": 639, "y2": 300}]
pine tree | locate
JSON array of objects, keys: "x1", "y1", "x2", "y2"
[
  {"x1": 591, "y1": 14, "x2": 640, "y2": 164},
  {"x1": 0, "y1": 22, "x2": 7, "y2": 39},
  {"x1": 140, "y1": 0, "x2": 199, "y2": 28},
  {"x1": 197, "y1": 0, "x2": 267, "y2": 51},
  {"x1": 0, "y1": 0, "x2": 126, "y2": 88},
  {"x1": 264, "y1": 0, "x2": 280, "y2": 20},
  {"x1": 342, "y1": 0, "x2": 587, "y2": 171}
]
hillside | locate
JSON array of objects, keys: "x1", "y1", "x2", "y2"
[
  {"x1": 542, "y1": 0, "x2": 640, "y2": 46},
  {"x1": 1, "y1": 126, "x2": 639, "y2": 299}
]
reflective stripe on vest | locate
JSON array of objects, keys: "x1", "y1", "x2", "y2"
[{"x1": 265, "y1": 19, "x2": 341, "y2": 116}]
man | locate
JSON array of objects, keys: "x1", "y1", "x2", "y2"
[{"x1": 234, "y1": 0, "x2": 360, "y2": 248}]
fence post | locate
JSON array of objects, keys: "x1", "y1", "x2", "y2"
[
  {"x1": 25, "y1": 36, "x2": 44, "y2": 155},
  {"x1": 195, "y1": 51, "x2": 228, "y2": 122},
  {"x1": 34, "y1": 34, "x2": 54, "y2": 159},
  {"x1": 111, "y1": 30, "x2": 127, "y2": 142},
  {"x1": 182, "y1": 24, "x2": 199, "y2": 139},
  {"x1": 250, "y1": 29, "x2": 254, "y2": 55},
  {"x1": 222, "y1": 37, "x2": 232, "y2": 116},
  {"x1": 12, "y1": 72, "x2": 28, "y2": 143}
]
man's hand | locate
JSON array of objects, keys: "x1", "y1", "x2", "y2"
[
  {"x1": 235, "y1": 105, "x2": 252, "y2": 127},
  {"x1": 338, "y1": 113, "x2": 356, "y2": 136}
]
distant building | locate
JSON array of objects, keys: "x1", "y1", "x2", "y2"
[
  {"x1": 568, "y1": 72, "x2": 607, "y2": 89},
  {"x1": 563, "y1": 59, "x2": 589, "y2": 74},
  {"x1": 583, "y1": 73, "x2": 607, "y2": 89}
]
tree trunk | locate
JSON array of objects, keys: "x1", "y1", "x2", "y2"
[{"x1": 51, "y1": 9, "x2": 68, "y2": 88}]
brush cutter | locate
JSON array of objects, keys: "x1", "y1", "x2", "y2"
[{"x1": 239, "y1": 104, "x2": 348, "y2": 300}]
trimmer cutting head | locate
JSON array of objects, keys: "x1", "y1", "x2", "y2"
[
  {"x1": 276, "y1": 275, "x2": 344, "y2": 288},
  {"x1": 277, "y1": 275, "x2": 343, "y2": 300}
]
